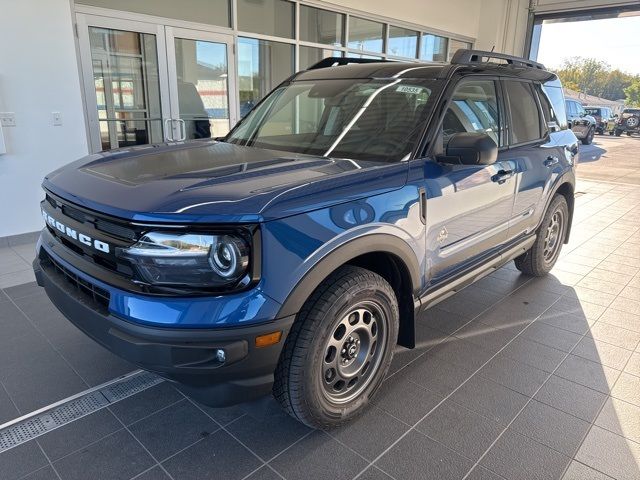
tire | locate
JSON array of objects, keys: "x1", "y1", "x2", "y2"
[
  {"x1": 274, "y1": 265, "x2": 399, "y2": 428},
  {"x1": 514, "y1": 195, "x2": 569, "y2": 277},
  {"x1": 615, "y1": 129, "x2": 623, "y2": 137},
  {"x1": 581, "y1": 127, "x2": 594, "y2": 145},
  {"x1": 609, "y1": 130, "x2": 614, "y2": 136},
  {"x1": 627, "y1": 131, "x2": 632, "y2": 136}
]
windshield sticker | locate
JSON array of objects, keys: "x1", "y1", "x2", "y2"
[{"x1": 396, "y1": 85, "x2": 424, "y2": 94}]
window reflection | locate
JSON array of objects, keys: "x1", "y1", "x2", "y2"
[
  {"x1": 347, "y1": 16, "x2": 384, "y2": 53},
  {"x1": 89, "y1": 27, "x2": 163, "y2": 150},
  {"x1": 174, "y1": 38, "x2": 230, "y2": 139},
  {"x1": 387, "y1": 26, "x2": 418, "y2": 58},
  {"x1": 299, "y1": 5, "x2": 343, "y2": 46},
  {"x1": 237, "y1": 37, "x2": 293, "y2": 117},
  {"x1": 237, "y1": 0, "x2": 294, "y2": 38},
  {"x1": 420, "y1": 34, "x2": 447, "y2": 62}
]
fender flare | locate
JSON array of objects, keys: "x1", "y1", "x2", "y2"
[
  {"x1": 276, "y1": 233, "x2": 422, "y2": 319},
  {"x1": 540, "y1": 171, "x2": 575, "y2": 242}
]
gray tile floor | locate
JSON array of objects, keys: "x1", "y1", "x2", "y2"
[{"x1": 1, "y1": 135, "x2": 639, "y2": 480}]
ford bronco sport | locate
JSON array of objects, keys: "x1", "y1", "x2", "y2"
[{"x1": 34, "y1": 50, "x2": 578, "y2": 428}]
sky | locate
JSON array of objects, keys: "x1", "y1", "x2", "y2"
[{"x1": 536, "y1": 15, "x2": 640, "y2": 75}]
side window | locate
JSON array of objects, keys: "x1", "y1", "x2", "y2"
[
  {"x1": 504, "y1": 81, "x2": 542, "y2": 144},
  {"x1": 566, "y1": 101, "x2": 575, "y2": 116},
  {"x1": 534, "y1": 83, "x2": 564, "y2": 132},
  {"x1": 441, "y1": 79, "x2": 500, "y2": 148}
]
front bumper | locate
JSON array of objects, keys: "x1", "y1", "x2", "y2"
[{"x1": 34, "y1": 249, "x2": 295, "y2": 407}]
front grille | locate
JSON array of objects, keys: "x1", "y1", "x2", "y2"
[
  {"x1": 45, "y1": 193, "x2": 138, "y2": 241},
  {"x1": 41, "y1": 250, "x2": 110, "y2": 311},
  {"x1": 43, "y1": 192, "x2": 139, "y2": 281}
]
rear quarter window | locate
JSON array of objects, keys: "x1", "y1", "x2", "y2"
[{"x1": 541, "y1": 82, "x2": 568, "y2": 130}]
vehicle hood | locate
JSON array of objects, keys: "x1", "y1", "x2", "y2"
[{"x1": 43, "y1": 140, "x2": 408, "y2": 223}]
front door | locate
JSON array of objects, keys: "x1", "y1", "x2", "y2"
[
  {"x1": 77, "y1": 14, "x2": 237, "y2": 152},
  {"x1": 425, "y1": 78, "x2": 516, "y2": 286},
  {"x1": 165, "y1": 27, "x2": 237, "y2": 142}
]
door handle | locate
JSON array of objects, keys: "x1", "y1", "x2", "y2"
[
  {"x1": 163, "y1": 118, "x2": 174, "y2": 142},
  {"x1": 544, "y1": 156, "x2": 559, "y2": 167},
  {"x1": 176, "y1": 118, "x2": 186, "y2": 141},
  {"x1": 491, "y1": 169, "x2": 513, "y2": 184}
]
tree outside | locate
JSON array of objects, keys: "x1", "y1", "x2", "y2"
[{"x1": 553, "y1": 57, "x2": 640, "y2": 105}]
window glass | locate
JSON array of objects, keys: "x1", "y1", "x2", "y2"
[
  {"x1": 227, "y1": 78, "x2": 441, "y2": 162},
  {"x1": 299, "y1": 6, "x2": 343, "y2": 46},
  {"x1": 448, "y1": 39, "x2": 472, "y2": 60},
  {"x1": 504, "y1": 81, "x2": 542, "y2": 144},
  {"x1": 420, "y1": 34, "x2": 447, "y2": 62},
  {"x1": 298, "y1": 46, "x2": 342, "y2": 71},
  {"x1": 88, "y1": 27, "x2": 163, "y2": 150},
  {"x1": 348, "y1": 16, "x2": 384, "y2": 53},
  {"x1": 535, "y1": 84, "x2": 562, "y2": 132},
  {"x1": 237, "y1": 0, "x2": 294, "y2": 38},
  {"x1": 387, "y1": 26, "x2": 418, "y2": 58},
  {"x1": 78, "y1": 0, "x2": 230, "y2": 27},
  {"x1": 237, "y1": 37, "x2": 293, "y2": 117},
  {"x1": 442, "y1": 80, "x2": 500, "y2": 147}
]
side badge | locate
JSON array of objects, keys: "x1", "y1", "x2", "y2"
[{"x1": 437, "y1": 227, "x2": 448, "y2": 244}]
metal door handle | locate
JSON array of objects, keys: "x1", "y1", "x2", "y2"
[
  {"x1": 164, "y1": 118, "x2": 174, "y2": 142},
  {"x1": 544, "y1": 156, "x2": 559, "y2": 167},
  {"x1": 491, "y1": 169, "x2": 513, "y2": 184},
  {"x1": 176, "y1": 118, "x2": 186, "y2": 141}
]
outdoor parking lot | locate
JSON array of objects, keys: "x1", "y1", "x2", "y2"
[{"x1": 1, "y1": 134, "x2": 639, "y2": 480}]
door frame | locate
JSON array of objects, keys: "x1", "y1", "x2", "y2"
[
  {"x1": 77, "y1": 13, "x2": 238, "y2": 152},
  {"x1": 164, "y1": 26, "x2": 238, "y2": 139},
  {"x1": 76, "y1": 13, "x2": 172, "y2": 152}
]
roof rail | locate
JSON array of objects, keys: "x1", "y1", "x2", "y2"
[
  {"x1": 307, "y1": 56, "x2": 388, "y2": 70},
  {"x1": 450, "y1": 49, "x2": 546, "y2": 70}
]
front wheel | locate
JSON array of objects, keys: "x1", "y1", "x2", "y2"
[
  {"x1": 515, "y1": 195, "x2": 569, "y2": 276},
  {"x1": 615, "y1": 129, "x2": 623, "y2": 137},
  {"x1": 274, "y1": 266, "x2": 398, "y2": 428}
]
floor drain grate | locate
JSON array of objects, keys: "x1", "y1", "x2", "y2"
[{"x1": 0, "y1": 371, "x2": 163, "y2": 453}]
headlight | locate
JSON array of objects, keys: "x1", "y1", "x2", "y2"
[{"x1": 117, "y1": 231, "x2": 252, "y2": 289}]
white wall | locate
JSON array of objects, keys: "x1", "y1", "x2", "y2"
[{"x1": 0, "y1": 0, "x2": 88, "y2": 238}]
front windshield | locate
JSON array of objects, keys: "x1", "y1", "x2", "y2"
[{"x1": 225, "y1": 78, "x2": 441, "y2": 162}]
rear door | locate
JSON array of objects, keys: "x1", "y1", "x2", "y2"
[
  {"x1": 499, "y1": 79, "x2": 564, "y2": 240},
  {"x1": 424, "y1": 77, "x2": 516, "y2": 284}
]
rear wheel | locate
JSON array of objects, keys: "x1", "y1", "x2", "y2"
[
  {"x1": 515, "y1": 195, "x2": 568, "y2": 276},
  {"x1": 581, "y1": 127, "x2": 594, "y2": 145},
  {"x1": 274, "y1": 266, "x2": 398, "y2": 428}
]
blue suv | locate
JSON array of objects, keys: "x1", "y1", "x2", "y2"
[{"x1": 34, "y1": 50, "x2": 578, "y2": 428}]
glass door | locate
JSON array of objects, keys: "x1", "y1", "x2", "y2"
[
  {"x1": 165, "y1": 27, "x2": 237, "y2": 141},
  {"x1": 77, "y1": 15, "x2": 171, "y2": 152}
]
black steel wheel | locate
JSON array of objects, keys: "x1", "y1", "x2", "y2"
[
  {"x1": 515, "y1": 194, "x2": 568, "y2": 276},
  {"x1": 274, "y1": 266, "x2": 398, "y2": 428}
]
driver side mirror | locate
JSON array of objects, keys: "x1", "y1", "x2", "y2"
[{"x1": 443, "y1": 132, "x2": 498, "y2": 166}]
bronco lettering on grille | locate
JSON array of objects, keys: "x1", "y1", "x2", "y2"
[{"x1": 42, "y1": 210, "x2": 110, "y2": 253}]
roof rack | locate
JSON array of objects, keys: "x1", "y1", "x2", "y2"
[
  {"x1": 307, "y1": 57, "x2": 388, "y2": 70},
  {"x1": 450, "y1": 49, "x2": 546, "y2": 70}
]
